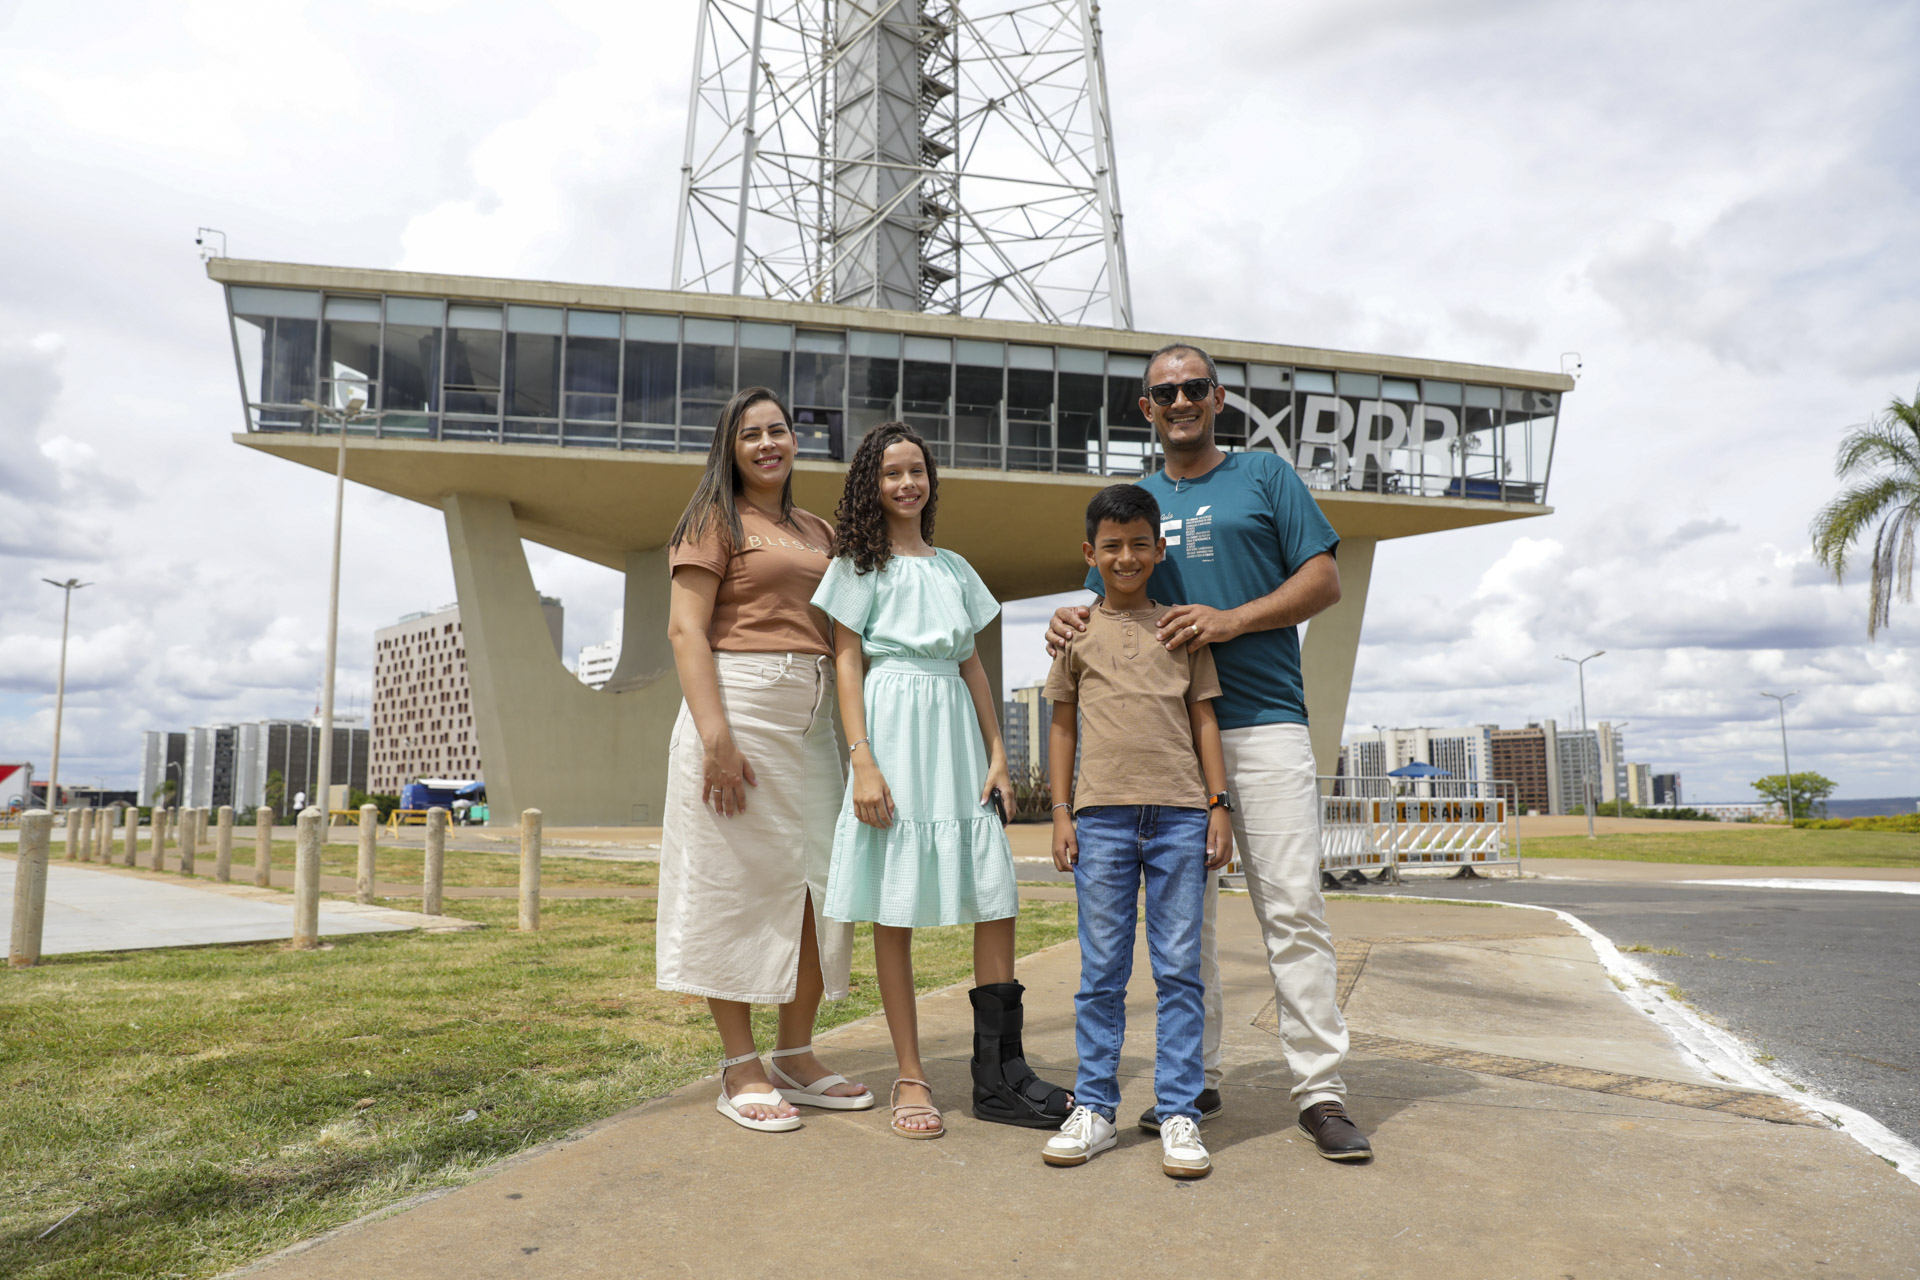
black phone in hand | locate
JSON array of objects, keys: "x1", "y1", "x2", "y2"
[{"x1": 987, "y1": 787, "x2": 1010, "y2": 827}]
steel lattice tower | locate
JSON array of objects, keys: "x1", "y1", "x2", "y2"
[{"x1": 672, "y1": 0, "x2": 1133, "y2": 328}]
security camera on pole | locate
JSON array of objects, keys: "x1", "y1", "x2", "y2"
[{"x1": 298, "y1": 393, "x2": 375, "y2": 827}]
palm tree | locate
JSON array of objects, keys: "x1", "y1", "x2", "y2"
[{"x1": 1811, "y1": 388, "x2": 1920, "y2": 638}]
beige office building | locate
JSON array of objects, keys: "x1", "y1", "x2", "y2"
[{"x1": 372, "y1": 600, "x2": 562, "y2": 794}]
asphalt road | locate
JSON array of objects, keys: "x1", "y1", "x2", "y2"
[{"x1": 1353, "y1": 874, "x2": 1920, "y2": 1148}]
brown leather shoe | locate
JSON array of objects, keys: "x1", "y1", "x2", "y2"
[{"x1": 1298, "y1": 1101, "x2": 1372, "y2": 1161}]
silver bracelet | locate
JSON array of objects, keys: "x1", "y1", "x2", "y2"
[
  {"x1": 850, "y1": 738, "x2": 870, "y2": 753},
  {"x1": 1051, "y1": 802, "x2": 1071, "y2": 812}
]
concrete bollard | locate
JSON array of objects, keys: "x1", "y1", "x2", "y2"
[
  {"x1": 75, "y1": 808, "x2": 93, "y2": 863},
  {"x1": 121, "y1": 805, "x2": 138, "y2": 867},
  {"x1": 214, "y1": 805, "x2": 234, "y2": 882},
  {"x1": 254, "y1": 806, "x2": 274, "y2": 887},
  {"x1": 179, "y1": 807, "x2": 197, "y2": 877},
  {"x1": 519, "y1": 808, "x2": 542, "y2": 932},
  {"x1": 292, "y1": 806, "x2": 322, "y2": 950},
  {"x1": 356, "y1": 803, "x2": 379, "y2": 904},
  {"x1": 62, "y1": 808, "x2": 77, "y2": 861},
  {"x1": 148, "y1": 807, "x2": 165, "y2": 870},
  {"x1": 96, "y1": 808, "x2": 112, "y2": 862},
  {"x1": 165, "y1": 806, "x2": 177, "y2": 848},
  {"x1": 9, "y1": 810, "x2": 53, "y2": 967},
  {"x1": 423, "y1": 806, "x2": 447, "y2": 916}
]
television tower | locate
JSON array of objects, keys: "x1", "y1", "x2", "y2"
[{"x1": 671, "y1": 0, "x2": 1133, "y2": 328}]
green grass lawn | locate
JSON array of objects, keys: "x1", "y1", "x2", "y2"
[
  {"x1": 1521, "y1": 826, "x2": 1920, "y2": 867},
  {"x1": 0, "y1": 897, "x2": 1078, "y2": 1279}
]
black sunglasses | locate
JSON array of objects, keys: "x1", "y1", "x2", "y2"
[{"x1": 1146, "y1": 377, "x2": 1217, "y2": 407}]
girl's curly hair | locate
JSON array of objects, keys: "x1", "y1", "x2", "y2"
[{"x1": 832, "y1": 422, "x2": 938, "y2": 574}]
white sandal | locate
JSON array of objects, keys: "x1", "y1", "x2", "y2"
[
  {"x1": 767, "y1": 1044, "x2": 875, "y2": 1111},
  {"x1": 715, "y1": 1051, "x2": 801, "y2": 1132}
]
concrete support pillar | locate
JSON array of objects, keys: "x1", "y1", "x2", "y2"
[
  {"x1": 254, "y1": 807, "x2": 274, "y2": 887},
  {"x1": 519, "y1": 808, "x2": 542, "y2": 932},
  {"x1": 214, "y1": 806, "x2": 234, "y2": 882},
  {"x1": 293, "y1": 807, "x2": 322, "y2": 949},
  {"x1": 356, "y1": 804, "x2": 379, "y2": 904},
  {"x1": 423, "y1": 807, "x2": 447, "y2": 916},
  {"x1": 121, "y1": 805, "x2": 137, "y2": 867},
  {"x1": 443, "y1": 493, "x2": 682, "y2": 825},
  {"x1": 9, "y1": 811, "x2": 52, "y2": 967},
  {"x1": 1300, "y1": 537, "x2": 1377, "y2": 784}
]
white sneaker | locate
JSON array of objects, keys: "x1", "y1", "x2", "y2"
[
  {"x1": 1160, "y1": 1114, "x2": 1211, "y2": 1179},
  {"x1": 1042, "y1": 1105, "x2": 1118, "y2": 1167}
]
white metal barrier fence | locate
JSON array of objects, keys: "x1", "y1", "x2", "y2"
[{"x1": 1221, "y1": 776, "x2": 1522, "y2": 884}]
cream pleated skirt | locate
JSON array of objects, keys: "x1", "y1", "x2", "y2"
[{"x1": 655, "y1": 652, "x2": 852, "y2": 1004}]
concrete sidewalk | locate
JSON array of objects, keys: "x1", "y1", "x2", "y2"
[{"x1": 233, "y1": 891, "x2": 1920, "y2": 1278}]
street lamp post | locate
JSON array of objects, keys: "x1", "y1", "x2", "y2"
[
  {"x1": 1759, "y1": 691, "x2": 1799, "y2": 825},
  {"x1": 41, "y1": 578, "x2": 91, "y2": 810},
  {"x1": 299, "y1": 394, "x2": 375, "y2": 822},
  {"x1": 1556, "y1": 650, "x2": 1605, "y2": 839}
]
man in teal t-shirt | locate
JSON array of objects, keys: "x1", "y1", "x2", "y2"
[{"x1": 1048, "y1": 343, "x2": 1371, "y2": 1162}]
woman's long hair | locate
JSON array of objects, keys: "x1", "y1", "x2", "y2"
[
  {"x1": 832, "y1": 422, "x2": 938, "y2": 575},
  {"x1": 669, "y1": 386, "x2": 797, "y2": 554}
]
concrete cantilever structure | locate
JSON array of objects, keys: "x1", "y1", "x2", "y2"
[{"x1": 213, "y1": 259, "x2": 1570, "y2": 824}]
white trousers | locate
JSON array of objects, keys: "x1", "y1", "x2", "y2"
[{"x1": 1200, "y1": 721, "x2": 1348, "y2": 1108}]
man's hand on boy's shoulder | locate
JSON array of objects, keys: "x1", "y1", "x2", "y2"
[
  {"x1": 1045, "y1": 604, "x2": 1092, "y2": 657},
  {"x1": 1160, "y1": 603, "x2": 1240, "y2": 652},
  {"x1": 1205, "y1": 807, "x2": 1234, "y2": 871},
  {"x1": 1052, "y1": 808, "x2": 1078, "y2": 871}
]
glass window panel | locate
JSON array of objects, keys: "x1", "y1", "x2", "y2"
[
  {"x1": 739, "y1": 321, "x2": 792, "y2": 350},
  {"x1": 324, "y1": 296, "x2": 380, "y2": 323},
  {"x1": 321, "y1": 300, "x2": 380, "y2": 412},
  {"x1": 385, "y1": 296, "x2": 444, "y2": 327},
  {"x1": 231, "y1": 296, "x2": 318, "y2": 416},
  {"x1": 1383, "y1": 378, "x2": 1419, "y2": 401},
  {"x1": 956, "y1": 339, "x2": 1003, "y2": 367},
  {"x1": 449, "y1": 303, "x2": 502, "y2": 328},
  {"x1": 231, "y1": 286, "x2": 319, "y2": 319},
  {"x1": 1336, "y1": 371, "x2": 1379, "y2": 398},
  {"x1": 737, "y1": 345, "x2": 791, "y2": 400},
  {"x1": 684, "y1": 317, "x2": 734, "y2": 346},
  {"x1": 626, "y1": 312, "x2": 678, "y2": 342},
  {"x1": 506, "y1": 305, "x2": 562, "y2": 335},
  {"x1": 680, "y1": 336, "x2": 733, "y2": 435},
  {"x1": 1214, "y1": 364, "x2": 1248, "y2": 449},
  {"x1": 1107, "y1": 352, "x2": 1146, "y2": 378},
  {"x1": 620, "y1": 338, "x2": 677, "y2": 450},
  {"x1": 1422, "y1": 380, "x2": 1462, "y2": 405},
  {"x1": 1057, "y1": 370, "x2": 1101, "y2": 473},
  {"x1": 1249, "y1": 364, "x2": 1289, "y2": 390},
  {"x1": 1464, "y1": 384, "x2": 1501, "y2": 408},
  {"x1": 445, "y1": 311, "x2": 503, "y2": 420},
  {"x1": 1006, "y1": 365, "x2": 1052, "y2": 472},
  {"x1": 794, "y1": 337, "x2": 845, "y2": 410},
  {"x1": 506, "y1": 330, "x2": 561, "y2": 418},
  {"x1": 381, "y1": 316, "x2": 441, "y2": 414},
  {"x1": 1214, "y1": 361, "x2": 1246, "y2": 384},
  {"x1": 1105, "y1": 370, "x2": 1152, "y2": 476},
  {"x1": 848, "y1": 349, "x2": 900, "y2": 445},
  {"x1": 567, "y1": 309, "x2": 620, "y2": 339},
  {"x1": 1058, "y1": 346, "x2": 1103, "y2": 375},
  {"x1": 564, "y1": 325, "x2": 619, "y2": 440},
  {"x1": 796, "y1": 330, "x2": 843, "y2": 355},
  {"x1": 1006, "y1": 343, "x2": 1052, "y2": 371},
  {"x1": 904, "y1": 335, "x2": 950, "y2": 363},
  {"x1": 792, "y1": 407, "x2": 842, "y2": 460},
  {"x1": 902, "y1": 355, "x2": 950, "y2": 461},
  {"x1": 849, "y1": 330, "x2": 900, "y2": 358},
  {"x1": 1296, "y1": 369, "x2": 1335, "y2": 394}
]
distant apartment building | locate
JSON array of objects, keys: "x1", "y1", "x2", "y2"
[
  {"x1": 372, "y1": 599, "x2": 563, "y2": 793},
  {"x1": 1626, "y1": 762, "x2": 1654, "y2": 808},
  {"x1": 576, "y1": 608, "x2": 622, "y2": 690},
  {"x1": 1004, "y1": 684, "x2": 1051, "y2": 782},
  {"x1": 1489, "y1": 725, "x2": 1559, "y2": 815},
  {"x1": 1345, "y1": 725, "x2": 1495, "y2": 786},
  {"x1": 141, "y1": 720, "x2": 368, "y2": 812},
  {"x1": 1653, "y1": 772, "x2": 1683, "y2": 806}
]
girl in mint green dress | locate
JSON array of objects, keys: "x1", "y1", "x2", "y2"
[{"x1": 814, "y1": 422, "x2": 1072, "y2": 1139}]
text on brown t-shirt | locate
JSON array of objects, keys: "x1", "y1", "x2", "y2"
[{"x1": 668, "y1": 501, "x2": 835, "y2": 656}]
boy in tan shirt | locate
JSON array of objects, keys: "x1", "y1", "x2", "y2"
[{"x1": 1039, "y1": 485, "x2": 1234, "y2": 1179}]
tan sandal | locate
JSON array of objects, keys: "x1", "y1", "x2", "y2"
[{"x1": 890, "y1": 1077, "x2": 944, "y2": 1140}]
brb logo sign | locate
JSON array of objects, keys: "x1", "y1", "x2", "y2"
[{"x1": 1223, "y1": 390, "x2": 1463, "y2": 485}]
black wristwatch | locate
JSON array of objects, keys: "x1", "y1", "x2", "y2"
[{"x1": 1208, "y1": 792, "x2": 1234, "y2": 813}]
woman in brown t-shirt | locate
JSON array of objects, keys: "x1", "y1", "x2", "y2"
[{"x1": 659, "y1": 386, "x2": 873, "y2": 1132}]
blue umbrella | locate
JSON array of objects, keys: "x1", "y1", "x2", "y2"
[{"x1": 1388, "y1": 762, "x2": 1453, "y2": 778}]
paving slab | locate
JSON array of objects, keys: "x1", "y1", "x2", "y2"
[
  {"x1": 237, "y1": 894, "x2": 1920, "y2": 1279},
  {"x1": 1, "y1": 858, "x2": 466, "y2": 955}
]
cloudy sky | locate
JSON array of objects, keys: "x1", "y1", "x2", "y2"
[{"x1": 3, "y1": 0, "x2": 1916, "y2": 803}]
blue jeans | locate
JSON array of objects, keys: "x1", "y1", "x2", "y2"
[{"x1": 1071, "y1": 805, "x2": 1208, "y2": 1123}]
